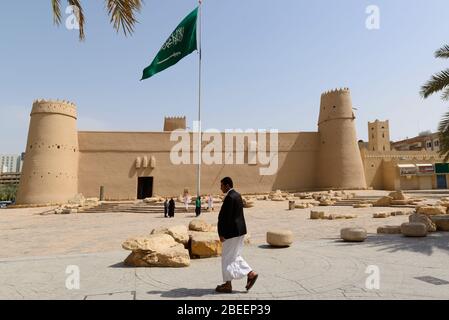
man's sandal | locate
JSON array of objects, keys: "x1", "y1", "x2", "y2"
[
  {"x1": 215, "y1": 284, "x2": 232, "y2": 294},
  {"x1": 246, "y1": 274, "x2": 258, "y2": 291}
]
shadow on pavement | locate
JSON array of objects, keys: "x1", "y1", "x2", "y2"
[
  {"x1": 334, "y1": 232, "x2": 449, "y2": 256},
  {"x1": 258, "y1": 244, "x2": 291, "y2": 249},
  {"x1": 109, "y1": 262, "x2": 133, "y2": 268},
  {"x1": 147, "y1": 288, "x2": 246, "y2": 298}
]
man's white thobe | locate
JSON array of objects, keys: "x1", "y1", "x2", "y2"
[{"x1": 221, "y1": 235, "x2": 252, "y2": 282}]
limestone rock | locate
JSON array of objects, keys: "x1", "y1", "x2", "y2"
[
  {"x1": 271, "y1": 196, "x2": 285, "y2": 202},
  {"x1": 68, "y1": 193, "x2": 86, "y2": 206},
  {"x1": 143, "y1": 197, "x2": 159, "y2": 204},
  {"x1": 429, "y1": 215, "x2": 449, "y2": 231},
  {"x1": 373, "y1": 212, "x2": 390, "y2": 218},
  {"x1": 388, "y1": 191, "x2": 408, "y2": 201},
  {"x1": 190, "y1": 232, "x2": 222, "y2": 258},
  {"x1": 401, "y1": 223, "x2": 427, "y2": 237},
  {"x1": 188, "y1": 219, "x2": 215, "y2": 232},
  {"x1": 151, "y1": 225, "x2": 189, "y2": 245},
  {"x1": 295, "y1": 202, "x2": 314, "y2": 209},
  {"x1": 266, "y1": 230, "x2": 293, "y2": 247},
  {"x1": 373, "y1": 196, "x2": 392, "y2": 207},
  {"x1": 340, "y1": 228, "x2": 367, "y2": 242},
  {"x1": 391, "y1": 211, "x2": 408, "y2": 216},
  {"x1": 319, "y1": 199, "x2": 335, "y2": 206},
  {"x1": 417, "y1": 206, "x2": 446, "y2": 216},
  {"x1": 310, "y1": 211, "x2": 325, "y2": 220},
  {"x1": 377, "y1": 225, "x2": 402, "y2": 234},
  {"x1": 85, "y1": 197, "x2": 99, "y2": 206},
  {"x1": 122, "y1": 234, "x2": 176, "y2": 252},
  {"x1": 242, "y1": 198, "x2": 255, "y2": 208},
  {"x1": 353, "y1": 203, "x2": 373, "y2": 208},
  {"x1": 409, "y1": 213, "x2": 436, "y2": 232},
  {"x1": 390, "y1": 200, "x2": 410, "y2": 206},
  {"x1": 124, "y1": 243, "x2": 190, "y2": 267}
]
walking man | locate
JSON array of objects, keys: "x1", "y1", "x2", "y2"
[
  {"x1": 163, "y1": 198, "x2": 169, "y2": 218},
  {"x1": 215, "y1": 177, "x2": 258, "y2": 293}
]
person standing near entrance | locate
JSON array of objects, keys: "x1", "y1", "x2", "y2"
[
  {"x1": 207, "y1": 194, "x2": 214, "y2": 211},
  {"x1": 163, "y1": 198, "x2": 169, "y2": 218},
  {"x1": 215, "y1": 177, "x2": 258, "y2": 294},
  {"x1": 195, "y1": 196, "x2": 202, "y2": 217},
  {"x1": 168, "y1": 198, "x2": 175, "y2": 218}
]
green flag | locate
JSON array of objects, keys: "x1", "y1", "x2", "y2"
[{"x1": 141, "y1": 7, "x2": 198, "y2": 80}]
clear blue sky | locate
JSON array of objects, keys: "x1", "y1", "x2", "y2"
[{"x1": 1, "y1": 0, "x2": 449, "y2": 154}]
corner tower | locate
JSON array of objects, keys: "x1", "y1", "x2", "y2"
[
  {"x1": 163, "y1": 116, "x2": 186, "y2": 131},
  {"x1": 368, "y1": 119, "x2": 390, "y2": 152},
  {"x1": 16, "y1": 99, "x2": 79, "y2": 204},
  {"x1": 317, "y1": 88, "x2": 367, "y2": 189}
]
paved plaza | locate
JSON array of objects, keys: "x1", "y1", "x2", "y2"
[{"x1": 1, "y1": 190, "x2": 449, "y2": 300}]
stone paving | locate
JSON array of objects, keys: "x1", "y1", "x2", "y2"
[{"x1": 1, "y1": 190, "x2": 449, "y2": 300}]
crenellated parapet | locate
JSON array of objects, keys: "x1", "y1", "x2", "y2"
[
  {"x1": 163, "y1": 116, "x2": 186, "y2": 131},
  {"x1": 31, "y1": 99, "x2": 77, "y2": 119}
]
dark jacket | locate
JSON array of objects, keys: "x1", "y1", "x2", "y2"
[{"x1": 218, "y1": 189, "x2": 247, "y2": 240}]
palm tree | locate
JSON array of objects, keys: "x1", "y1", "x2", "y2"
[
  {"x1": 51, "y1": 0, "x2": 143, "y2": 41},
  {"x1": 421, "y1": 44, "x2": 449, "y2": 160}
]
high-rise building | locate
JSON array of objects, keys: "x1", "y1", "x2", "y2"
[{"x1": 0, "y1": 154, "x2": 22, "y2": 173}]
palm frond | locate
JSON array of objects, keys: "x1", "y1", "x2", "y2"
[
  {"x1": 420, "y1": 68, "x2": 449, "y2": 99},
  {"x1": 441, "y1": 87, "x2": 449, "y2": 101},
  {"x1": 51, "y1": 0, "x2": 62, "y2": 25},
  {"x1": 435, "y1": 45, "x2": 449, "y2": 59},
  {"x1": 106, "y1": 0, "x2": 142, "y2": 36},
  {"x1": 67, "y1": 0, "x2": 85, "y2": 40},
  {"x1": 438, "y1": 110, "x2": 449, "y2": 161}
]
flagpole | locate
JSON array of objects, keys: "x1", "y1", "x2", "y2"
[{"x1": 196, "y1": 0, "x2": 202, "y2": 199}]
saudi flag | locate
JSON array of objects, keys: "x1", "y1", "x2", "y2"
[{"x1": 141, "y1": 7, "x2": 198, "y2": 80}]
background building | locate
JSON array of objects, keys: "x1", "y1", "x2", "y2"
[
  {"x1": 391, "y1": 131, "x2": 440, "y2": 152},
  {"x1": 0, "y1": 154, "x2": 23, "y2": 173},
  {"x1": 361, "y1": 122, "x2": 446, "y2": 190}
]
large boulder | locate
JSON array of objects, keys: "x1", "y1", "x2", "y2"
[
  {"x1": 401, "y1": 223, "x2": 427, "y2": 237},
  {"x1": 124, "y1": 243, "x2": 190, "y2": 267},
  {"x1": 429, "y1": 215, "x2": 449, "y2": 231},
  {"x1": 122, "y1": 234, "x2": 176, "y2": 252},
  {"x1": 409, "y1": 213, "x2": 436, "y2": 232},
  {"x1": 373, "y1": 196, "x2": 393, "y2": 207},
  {"x1": 151, "y1": 225, "x2": 189, "y2": 245},
  {"x1": 266, "y1": 230, "x2": 293, "y2": 247},
  {"x1": 377, "y1": 225, "x2": 402, "y2": 234},
  {"x1": 188, "y1": 219, "x2": 215, "y2": 232},
  {"x1": 417, "y1": 206, "x2": 446, "y2": 216},
  {"x1": 340, "y1": 228, "x2": 367, "y2": 242},
  {"x1": 190, "y1": 232, "x2": 222, "y2": 258}
]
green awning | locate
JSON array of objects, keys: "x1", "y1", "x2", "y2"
[{"x1": 435, "y1": 163, "x2": 449, "y2": 174}]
